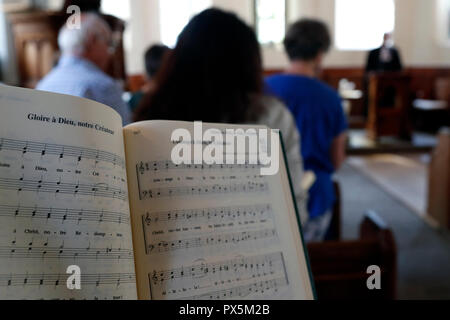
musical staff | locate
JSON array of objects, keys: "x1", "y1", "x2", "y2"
[
  {"x1": 0, "y1": 85, "x2": 139, "y2": 300},
  {"x1": 146, "y1": 229, "x2": 277, "y2": 254},
  {"x1": 0, "y1": 177, "x2": 127, "y2": 201},
  {"x1": 181, "y1": 277, "x2": 288, "y2": 300},
  {"x1": 150, "y1": 252, "x2": 284, "y2": 284},
  {"x1": 0, "y1": 245, "x2": 133, "y2": 260},
  {"x1": 137, "y1": 160, "x2": 262, "y2": 175},
  {"x1": 0, "y1": 205, "x2": 129, "y2": 225},
  {"x1": 140, "y1": 181, "x2": 268, "y2": 200},
  {"x1": 0, "y1": 273, "x2": 135, "y2": 287},
  {"x1": 143, "y1": 204, "x2": 272, "y2": 226},
  {"x1": 0, "y1": 137, "x2": 125, "y2": 168}
]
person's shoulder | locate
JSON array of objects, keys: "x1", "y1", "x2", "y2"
[
  {"x1": 257, "y1": 95, "x2": 295, "y2": 129},
  {"x1": 259, "y1": 94, "x2": 287, "y2": 112},
  {"x1": 313, "y1": 79, "x2": 341, "y2": 102},
  {"x1": 88, "y1": 68, "x2": 116, "y2": 87},
  {"x1": 266, "y1": 73, "x2": 304, "y2": 84},
  {"x1": 82, "y1": 69, "x2": 123, "y2": 97},
  {"x1": 391, "y1": 46, "x2": 400, "y2": 54},
  {"x1": 266, "y1": 74, "x2": 314, "y2": 95}
]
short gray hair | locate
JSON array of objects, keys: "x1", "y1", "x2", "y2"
[{"x1": 58, "y1": 13, "x2": 111, "y2": 56}]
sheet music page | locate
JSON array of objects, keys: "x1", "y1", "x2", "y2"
[
  {"x1": 123, "y1": 120, "x2": 313, "y2": 300},
  {"x1": 0, "y1": 86, "x2": 137, "y2": 299}
]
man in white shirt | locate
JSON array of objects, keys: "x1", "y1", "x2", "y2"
[{"x1": 37, "y1": 13, "x2": 131, "y2": 125}]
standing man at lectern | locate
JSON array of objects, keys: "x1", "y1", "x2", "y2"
[{"x1": 366, "y1": 32, "x2": 403, "y2": 72}]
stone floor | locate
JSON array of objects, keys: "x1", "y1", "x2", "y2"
[{"x1": 335, "y1": 163, "x2": 450, "y2": 299}]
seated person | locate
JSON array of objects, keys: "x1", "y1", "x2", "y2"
[
  {"x1": 366, "y1": 32, "x2": 403, "y2": 73},
  {"x1": 266, "y1": 19, "x2": 347, "y2": 242},
  {"x1": 37, "y1": 13, "x2": 131, "y2": 125},
  {"x1": 128, "y1": 44, "x2": 170, "y2": 112},
  {"x1": 134, "y1": 8, "x2": 308, "y2": 225}
]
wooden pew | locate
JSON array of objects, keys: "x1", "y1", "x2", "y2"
[
  {"x1": 427, "y1": 128, "x2": 450, "y2": 229},
  {"x1": 307, "y1": 210, "x2": 397, "y2": 299},
  {"x1": 323, "y1": 181, "x2": 342, "y2": 241}
]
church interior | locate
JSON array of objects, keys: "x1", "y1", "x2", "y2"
[{"x1": 0, "y1": 0, "x2": 449, "y2": 299}]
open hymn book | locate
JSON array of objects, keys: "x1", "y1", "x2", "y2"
[{"x1": 0, "y1": 85, "x2": 314, "y2": 300}]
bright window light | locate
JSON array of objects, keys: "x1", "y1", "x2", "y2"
[
  {"x1": 100, "y1": 0, "x2": 132, "y2": 52},
  {"x1": 335, "y1": 0, "x2": 395, "y2": 50},
  {"x1": 159, "y1": 0, "x2": 212, "y2": 48},
  {"x1": 101, "y1": 0, "x2": 131, "y2": 21},
  {"x1": 255, "y1": 0, "x2": 286, "y2": 45}
]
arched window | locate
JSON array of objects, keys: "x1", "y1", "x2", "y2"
[{"x1": 335, "y1": 0, "x2": 395, "y2": 50}]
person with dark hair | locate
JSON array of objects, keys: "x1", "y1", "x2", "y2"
[
  {"x1": 366, "y1": 32, "x2": 402, "y2": 72},
  {"x1": 135, "y1": 8, "x2": 308, "y2": 225},
  {"x1": 135, "y1": 9, "x2": 263, "y2": 124},
  {"x1": 266, "y1": 19, "x2": 348, "y2": 242},
  {"x1": 129, "y1": 44, "x2": 170, "y2": 112},
  {"x1": 145, "y1": 45, "x2": 170, "y2": 78}
]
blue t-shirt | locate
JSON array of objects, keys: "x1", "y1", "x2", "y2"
[{"x1": 265, "y1": 74, "x2": 348, "y2": 219}]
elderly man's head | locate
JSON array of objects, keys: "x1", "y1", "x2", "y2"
[{"x1": 58, "y1": 13, "x2": 112, "y2": 71}]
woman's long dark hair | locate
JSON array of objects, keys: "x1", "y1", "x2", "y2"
[{"x1": 134, "y1": 8, "x2": 264, "y2": 123}]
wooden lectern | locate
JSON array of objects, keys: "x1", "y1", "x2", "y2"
[{"x1": 366, "y1": 72, "x2": 412, "y2": 140}]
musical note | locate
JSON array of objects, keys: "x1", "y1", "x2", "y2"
[{"x1": 22, "y1": 142, "x2": 28, "y2": 155}]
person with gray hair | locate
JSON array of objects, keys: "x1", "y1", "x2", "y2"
[{"x1": 37, "y1": 13, "x2": 131, "y2": 125}]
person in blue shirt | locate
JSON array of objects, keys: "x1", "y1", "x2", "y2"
[
  {"x1": 37, "y1": 13, "x2": 131, "y2": 125},
  {"x1": 266, "y1": 19, "x2": 347, "y2": 242}
]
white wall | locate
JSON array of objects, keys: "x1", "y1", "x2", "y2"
[
  {"x1": 38, "y1": 0, "x2": 450, "y2": 74},
  {"x1": 256, "y1": 0, "x2": 450, "y2": 69}
]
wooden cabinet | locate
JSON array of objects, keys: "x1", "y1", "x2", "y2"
[{"x1": 8, "y1": 10, "x2": 65, "y2": 88}]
